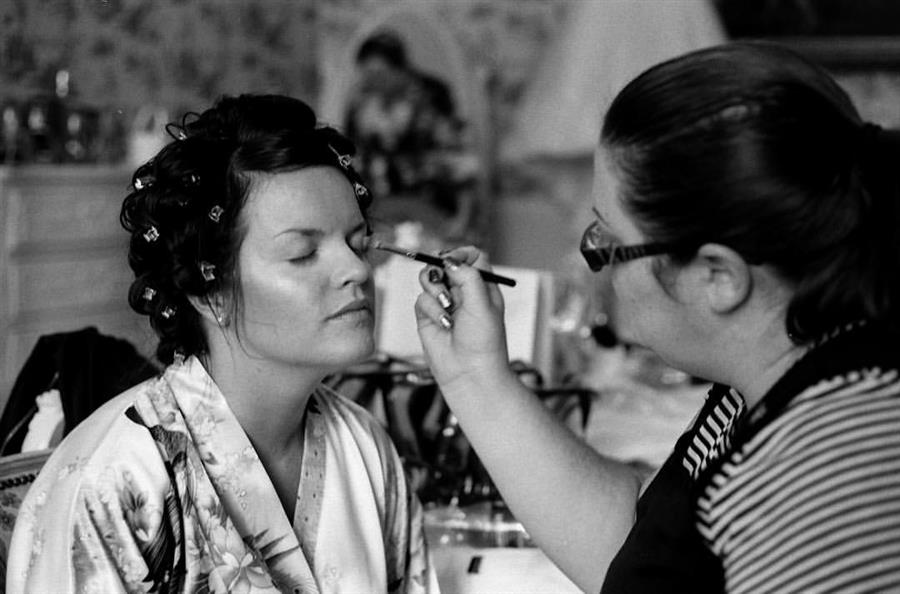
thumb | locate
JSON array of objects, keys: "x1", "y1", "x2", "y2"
[
  {"x1": 440, "y1": 246, "x2": 505, "y2": 313},
  {"x1": 443, "y1": 258, "x2": 504, "y2": 317}
]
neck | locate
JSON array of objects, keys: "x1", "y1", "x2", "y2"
[
  {"x1": 734, "y1": 339, "x2": 808, "y2": 410},
  {"x1": 202, "y1": 344, "x2": 324, "y2": 456},
  {"x1": 720, "y1": 314, "x2": 808, "y2": 409}
]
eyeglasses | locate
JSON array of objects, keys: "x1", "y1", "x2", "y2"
[{"x1": 580, "y1": 217, "x2": 673, "y2": 272}]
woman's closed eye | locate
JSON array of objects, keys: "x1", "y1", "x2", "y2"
[
  {"x1": 290, "y1": 250, "x2": 316, "y2": 264},
  {"x1": 288, "y1": 238, "x2": 317, "y2": 263},
  {"x1": 289, "y1": 242, "x2": 367, "y2": 265}
]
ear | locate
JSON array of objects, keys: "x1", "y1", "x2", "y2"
[
  {"x1": 187, "y1": 292, "x2": 230, "y2": 326},
  {"x1": 693, "y1": 243, "x2": 752, "y2": 314}
]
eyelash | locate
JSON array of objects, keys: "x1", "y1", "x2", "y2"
[
  {"x1": 289, "y1": 233, "x2": 371, "y2": 264},
  {"x1": 290, "y1": 251, "x2": 316, "y2": 264}
]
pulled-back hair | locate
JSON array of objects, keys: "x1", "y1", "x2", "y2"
[
  {"x1": 120, "y1": 94, "x2": 371, "y2": 364},
  {"x1": 602, "y1": 41, "x2": 900, "y2": 343}
]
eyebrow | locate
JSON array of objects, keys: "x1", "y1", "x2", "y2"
[
  {"x1": 591, "y1": 206, "x2": 609, "y2": 224},
  {"x1": 274, "y1": 220, "x2": 369, "y2": 240},
  {"x1": 274, "y1": 228, "x2": 322, "y2": 241}
]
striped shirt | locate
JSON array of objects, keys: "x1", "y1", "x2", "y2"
[
  {"x1": 683, "y1": 387, "x2": 744, "y2": 479},
  {"x1": 692, "y1": 326, "x2": 900, "y2": 593}
]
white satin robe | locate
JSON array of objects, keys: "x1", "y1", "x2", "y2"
[{"x1": 7, "y1": 356, "x2": 438, "y2": 593}]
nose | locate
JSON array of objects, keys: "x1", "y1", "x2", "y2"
[
  {"x1": 593, "y1": 266, "x2": 614, "y2": 312},
  {"x1": 335, "y1": 241, "x2": 372, "y2": 287}
]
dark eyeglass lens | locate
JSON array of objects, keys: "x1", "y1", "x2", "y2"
[
  {"x1": 582, "y1": 221, "x2": 608, "y2": 248},
  {"x1": 582, "y1": 221, "x2": 617, "y2": 268}
]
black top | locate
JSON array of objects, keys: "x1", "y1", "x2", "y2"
[
  {"x1": 601, "y1": 321, "x2": 900, "y2": 593},
  {"x1": 600, "y1": 388, "x2": 728, "y2": 594}
]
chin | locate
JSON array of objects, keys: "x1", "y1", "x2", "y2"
[
  {"x1": 353, "y1": 342, "x2": 377, "y2": 364},
  {"x1": 332, "y1": 339, "x2": 377, "y2": 368}
]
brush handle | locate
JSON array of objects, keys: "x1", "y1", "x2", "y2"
[
  {"x1": 375, "y1": 244, "x2": 517, "y2": 287},
  {"x1": 472, "y1": 267, "x2": 517, "y2": 287},
  {"x1": 411, "y1": 252, "x2": 517, "y2": 287}
]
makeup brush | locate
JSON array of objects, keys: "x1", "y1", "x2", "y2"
[{"x1": 371, "y1": 240, "x2": 517, "y2": 287}]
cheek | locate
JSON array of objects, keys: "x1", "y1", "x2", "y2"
[
  {"x1": 240, "y1": 268, "x2": 321, "y2": 329},
  {"x1": 599, "y1": 266, "x2": 659, "y2": 336},
  {"x1": 599, "y1": 268, "x2": 636, "y2": 314}
]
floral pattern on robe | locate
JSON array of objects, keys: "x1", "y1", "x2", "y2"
[{"x1": 7, "y1": 356, "x2": 439, "y2": 593}]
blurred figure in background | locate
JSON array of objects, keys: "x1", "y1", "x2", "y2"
[
  {"x1": 344, "y1": 30, "x2": 480, "y2": 244},
  {"x1": 416, "y1": 42, "x2": 900, "y2": 593},
  {"x1": 8, "y1": 94, "x2": 438, "y2": 594}
]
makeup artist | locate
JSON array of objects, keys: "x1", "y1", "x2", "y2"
[{"x1": 415, "y1": 42, "x2": 900, "y2": 593}]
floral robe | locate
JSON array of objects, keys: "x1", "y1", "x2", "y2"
[{"x1": 7, "y1": 356, "x2": 438, "y2": 593}]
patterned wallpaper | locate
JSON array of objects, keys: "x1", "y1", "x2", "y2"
[
  {"x1": 0, "y1": 0, "x2": 320, "y2": 113},
  {"x1": 1, "y1": 0, "x2": 569, "y2": 165},
  {"x1": 0, "y1": 0, "x2": 569, "y2": 123}
]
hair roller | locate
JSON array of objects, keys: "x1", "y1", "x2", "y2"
[{"x1": 128, "y1": 275, "x2": 159, "y2": 315}]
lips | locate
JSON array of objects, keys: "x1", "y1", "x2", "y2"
[{"x1": 329, "y1": 299, "x2": 372, "y2": 319}]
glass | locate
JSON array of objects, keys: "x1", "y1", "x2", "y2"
[{"x1": 580, "y1": 216, "x2": 673, "y2": 272}]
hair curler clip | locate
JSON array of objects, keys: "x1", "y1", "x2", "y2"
[
  {"x1": 142, "y1": 287, "x2": 157, "y2": 302},
  {"x1": 328, "y1": 144, "x2": 352, "y2": 169},
  {"x1": 199, "y1": 261, "x2": 216, "y2": 282},
  {"x1": 183, "y1": 173, "x2": 201, "y2": 186},
  {"x1": 208, "y1": 205, "x2": 224, "y2": 222},
  {"x1": 161, "y1": 305, "x2": 177, "y2": 319},
  {"x1": 143, "y1": 226, "x2": 160, "y2": 242},
  {"x1": 134, "y1": 174, "x2": 155, "y2": 190},
  {"x1": 165, "y1": 122, "x2": 188, "y2": 141},
  {"x1": 353, "y1": 182, "x2": 368, "y2": 197}
]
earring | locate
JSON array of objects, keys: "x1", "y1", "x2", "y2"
[{"x1": 215, "y1": 312, "x2": 229, "y2": 326}]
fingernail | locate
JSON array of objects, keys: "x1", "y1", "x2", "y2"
[
  {"x1": 443, "y1": 257, "x2": 461, "y2": 271},
  {"x1": 439, "y1": 314, "x2": 453, "y2": 330},
  {"x1": 428, "y1": 268, "x2": 443, "y2": 284},
  {"x1": 437, "y1": 291, "x2": 452, "y2": 310}
]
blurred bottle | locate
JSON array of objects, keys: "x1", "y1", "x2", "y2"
[
  {"x1": 24, "y1": 95, "x2": 53, "y2": 163},
  {"x1": 57, "y1": 70, "x2": 101, "y2": 163},
  {"x1": 52, "y1": 69, "x2": 72, "y2": 162},
  {"x1": 1, "y1": 102, "x2": 22, "y2": 164},
  {"x1": 20, "y1": 69, "x2": 67, "y2": 163}
]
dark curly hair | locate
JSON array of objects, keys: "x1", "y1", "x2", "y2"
[{"x1": 120, "y1": 94, "x2": 372, "y2": 365}]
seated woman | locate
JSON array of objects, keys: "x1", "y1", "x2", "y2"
[{"x1": 7, "y1": 95, "x2": 438, "y2": 593}]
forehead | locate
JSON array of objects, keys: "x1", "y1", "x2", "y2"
[
  {"x1": 592, "y1": 147, "x2": 643, "y2": 242},
  {"x1": 242, "y1": 167, "x2": 360, "y2": 234}
]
